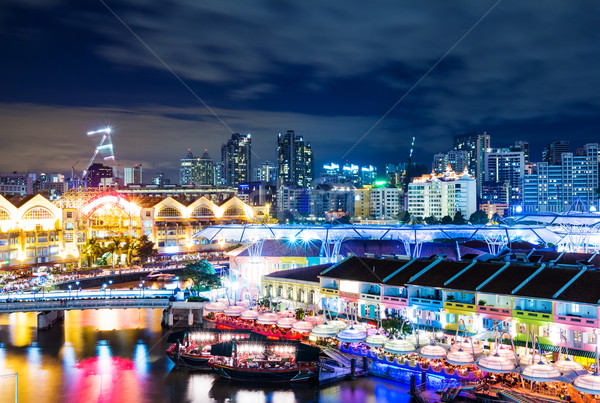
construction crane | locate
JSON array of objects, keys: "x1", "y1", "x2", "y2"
[
  {"x1": 403, "y1": 136, "x2": 416, "y2": 191},
  {"x1": 81, "y1": 127, "x2": 116, "y2": 179}
]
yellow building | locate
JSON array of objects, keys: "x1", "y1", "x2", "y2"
[{"x1": 262, "y1": 263, "x2": 331, "y2": 311}]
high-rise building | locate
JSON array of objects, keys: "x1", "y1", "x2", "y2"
[
  {"x1": 277, "y1": 130, "x2": 314, "y2": 188},
  {"x1": 221, "y1": 133, "x2": 252, "y2": 188},
  {"x1": 151, "y1": 172, "x2": 167, "y2": 187},
  {"x1": 432, "y1": 150, "x2": 469, "y2": 174},
  {"x1": 510, "y1": 141, "x2": 530, "y2": 163},
  {"x1": 123, "y1": 164, "x2": 143, "y2": 186},
  {"x1": 87, "y1": 163, "x2": 114, "y2": 187},
  {"x1": 253, "y1": 161, "x2": 277, "y2": 183},
  {"x1": 0, "y1": 173, "x2": 35, "y2": 196},
  {"x1": 407, "y1": 168, "x2": 477, "y2": 220},
  {"x1": 214, "y1": 162, "x2": 225, "y2": 187},
  {"x1": 180, "y1": 150, "x2": 198, "y2": 186},
  {"x1": 198, "y1": 150, "x2": 215, "y2": 186},
  {"x1": 360, "y1": 165, "x2": 377, "y2": 187},
  {"x1": 523, "y1": 143, "x2": 599, "y2": 213},
  {"x1": 310, "y1": 183, "x2": 356, "y2": 218},
  {"x1": 453, "y1": 132, "x2": 491, "y2": 196},
  {"x1": 484, "y1": 148, "x2": 524, "y2": 204},
  {"x1": 542, "y1": 141, "x2": 570, "y2": 165}
]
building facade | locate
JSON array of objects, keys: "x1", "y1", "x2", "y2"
[
  {"x1": 221, "y1": 133, "x2": 252, "y2": 188},
  {"x1": 277, "y1": 130, "x2": 314, "y2": 188}
]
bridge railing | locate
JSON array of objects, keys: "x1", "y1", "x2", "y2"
[
  {"x1": 0, "y1": 289, "x2": 175, "y2": 303},
  {"x1": 0, "y1": 297, "x2": 172, "y2": 313}
]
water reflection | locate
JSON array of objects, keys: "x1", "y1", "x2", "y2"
[{"x1": 0, "y1": 309, "x2": 411, "y2": 403}]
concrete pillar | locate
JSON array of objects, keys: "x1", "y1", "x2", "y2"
[
  {"x1": 38, "y1": 310, "x2": 64, "y2": 330},
  {"x1": 168, "y1": 309, "x2": 174, "y2": 327},
  {"x1": 187, "y1": 309, "x2": 193, "y2": 326}
]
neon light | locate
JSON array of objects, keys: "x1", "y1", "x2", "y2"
[{"x1": 81, "y1": 195, "x2": 140, "y2": 216}]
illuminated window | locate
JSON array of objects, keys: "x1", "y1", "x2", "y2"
[
  {"x1": 22, "y1": 207, "x2": 54, "y2": 221},
  {"x1": 191, "y1": 207, "x2": 214, "y2": 217},
  {"x1": 0, "y1": 209, "x2": 11, "y2": 220},
  {"x1": 156, "y1": 207, "x2": 182, "y2": 218},
  {"x1": 224, "y1": 207, "x2": 244, "y2": 216}
]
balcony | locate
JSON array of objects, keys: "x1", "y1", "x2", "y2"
[
  {"x1": 477, "y1": 305, "x2": 512, "y2": 316},
  {"x1": 409, "y1": 297, "x2": 443, "y2": 308},
  {"x1": 320, "y1": 288, "x2": 339, "y2": 297},
  {"x1": 382, "y1": 296, "x2": 408, "y2": 306},
  {"x1": 555, "y1": 314, "x2": 598, "y2": 328},
  {"x1": 444, "y1": 301, "x2": 475, "y2": 311},
  {"x1": 360, "y1": 292, "x2": 381, "y2": 302},
  {"x1": 513, "y1": 309, "x2": 552, "y2": 321}
]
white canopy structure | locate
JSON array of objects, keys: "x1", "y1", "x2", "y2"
[
  {"x1": 276, "y1": 317, "x2": 297, "y2": 328},
  {"x1": 365, "y1": 334, "x2": 389, "y2": 347},
  {"x1": 310, "y1": 324, "x2": 340, "y2": 338},
  {"x1": 291, "y1": 320, "x2": 314, "y2": 333},
  {"x1": 204, "y1": 302, "x2": 227, "y2": 313},
  {"x1": 446, "y1": 349, "x2": 476, "y2": 366},
  {"x1": 256, "y1": 312, "x2": 279, "y2": 325},
  {"x1": 223, "y1": 305, "x2": 245, "y2": 316},
  {"x1": 477, "y1": 353, "x2": 517, "y2": 374},
  {"x1": 383, "y1": 338, "x2": 416, "y2": 355},
  {"x1": 240, "y1": 310, "x2": 258, "y2": 320}
]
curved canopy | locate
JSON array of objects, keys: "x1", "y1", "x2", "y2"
[
  {"x1": 365, "y1": 334, "x2": 389, "y2": 347},
  {"x1": 573, "y1": 372, "x2": 600, "y2": 395},
  {"x1": 419, "y1": 343, "x2": 447, "y2": 360},
  {"x1": 327, "y1": 319, "x2": 348, "y2": 331},
  {"x1": 554, "y1": 358, "x2": 585, "y2": 373},
  {"x1": 446, "y1": 349, "x2": 475, "y2": 366},
  {"x1": 278, "y1": 309, "x2": 296, "y2": 318},
  {"x1": 304, "y1": 316, "x2": 324, "y2": 326},
  {"x1": 519, "y1": 353, "x2": 549, "y2": 366},
  {"x1": 204, "y1": 302, "x2": 227, "y2": 312},
  {"x1": 256, "y1": 312, "x2": 279, "y2": 325},
  {"x1": 195, "y1": 223, "x2": 561, "y2": 245},
  {"x1": 383, "y1": 338, "x2": 416, "y2": 355},
  {"x1": 240, "y1": 310, "x2": 258, "y2": 320},
  {"x1": 521, "y1": 362, "x2": 562, "y2": 383},
  {"x1": 292, "y1": 321, "x2": 314, "y2": 333},
  {"x1": 477, "y1": 353, "x2": 516, "y2": 374},
  {"x1": 223, "y1": 305, "x2": 245, "y2": 316},
  {"x1": 451, "y1": 341, "x2": 484, "y2": 356},
  {"x1": 496, "y1": 347, "x2": 518, "y2": 361},
  {"x1": 310, "y1": 324, "x2": 339, "y2": 338},
  {"x1": 336, "y1": 327, "x2": 367, "y2": 343},
  {"x1": 277, "y1": 317, "x2": 298, "y2": 328}
]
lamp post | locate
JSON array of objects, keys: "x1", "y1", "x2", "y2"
[
  {"x1": 102, "y1": 283, "x2": 107, "y2": 299},
  {"x1": 108, "y1": 280, "x2": 112, "y2": 298},
  {"x1": 75, "y1": 281, "x2": 80, "y2": 298},
  {"x1": 139, "y1": 283, "x2": 143, "y2": 298},
  {"x1": 68, "y1": 284, "x2": 72, "y2": 299}
]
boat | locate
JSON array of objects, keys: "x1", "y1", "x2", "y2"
[
  {"x1": 208, "y1": 339, "x2": 321, "y2": 383},
  {"x1": 166, "y1": 329, "x2": 252, "y2": 369},
  {"x1": 145, "y1": 271, "x2": 176, "y2": 281}
]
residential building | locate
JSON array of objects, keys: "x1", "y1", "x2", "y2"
[
  {"x1": 123, "y1": 164, "x2": 143, "y2": 186},
  {"x1": 310, "y1": 183, "x2": 356, "y2": 218},
  {"x1": 86, "y1": 163, "x2": 113, "y2": 187},
  {"x1": 197, "y1": 150, "x2": 215, "y2": 186},
  {"x1": 277, "y1": 130, "x2": 314, "y2": 188},
  {"x1": 179, "y1": 150, "x2": 198, "y2": 186},
  {"x1": 522, "y1": 143, "x2": 599, "y2": 212},
  {"x1": 253, "y1": 161, "x2": 277, "y2": 183},
  {"x1": 453, "y1": 132, "x2": 491, "y2": 196},
  {"x1": 484, "y1": 148, "x2": 525, "y2": 204},
  {"x1": 221, "y1": 133, "x2": 252, "y2": 188},
  {"x1": 542, "y1": 141, "x2": 570, "y2": 165},
  {"x1": 0, "y1": 173, "x2": 35, "y2": 196},
  {"x1": 407, "y1": 167, "x2": 477, "y2": 220},
  {"x1": 433, "y1": 151, "x2": 469, "y2": 174}
]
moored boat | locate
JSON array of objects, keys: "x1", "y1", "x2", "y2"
[{"x1": 208, "y1": 339, "x2": 320, "y2": 383}]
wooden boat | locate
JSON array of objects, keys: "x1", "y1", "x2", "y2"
[
  {"x1": 208, "y1": 339, "x2": 320, "y2": 383},
  {"x1": 166, "y1": 329, "x2": 252, "y2": 369}
]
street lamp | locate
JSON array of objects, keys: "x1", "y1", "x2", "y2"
[
  {"x1": 68, "y1": 284, "x2": 72, "y2": 299},
  {"x1": 108, "y1": 280, "x2": 112, "y2": 298},
  {"x1": 75, "y1": 281, "x2": 80, "y2": 298},
  {"x1": 139, "y1": 283, "x2": 143, "y2": 298},
  {"x1": 103, "y1": 283, "x2": 107, "y2": 298}
]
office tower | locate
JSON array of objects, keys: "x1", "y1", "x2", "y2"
[
  {"x1": 86, "y1": 163, "x2": 113, "y2": 187},
  {"x1": 484, "y1": 148, "x2": 525, "y2": 204},
  {"x1": 151, "y1": 172, "x2": 166, "y2": 187},
  {"x1": 221, "y1": 133, "x2": 252, "y2": 188},
  {"x1": 277, "y1": 130, "x2": 314, "y2": 188},
  {"x1": 0, "y1": 173, "x2": 35, "y2": 196},
  {"x1": 123, "y1": 164, "x2": 143, "y2": 186},
  {"x1": 180, "y1": 150, "x2": 198, "y2": 186},
  {"x1": 453, "y1": 132, "x2": 491, "y2": 196},
  {"x1": 542, "y1": 141, "x2": 570, "y2": 165},
  {"x1": 523, "y1": 143, "x2": 599, "y2": 212},
  {"x1": 360, "y1": 165, "x2": 377, "y2": 187},
  {"x1": 254, "y1": 161, "x2": 277, "y2": 183},
  {"x1": 198, "y1": 150, "x2": 215, "y2": 186}
]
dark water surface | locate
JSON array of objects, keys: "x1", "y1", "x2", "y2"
[{"x1": 0, "y1": 308, "x2": 412, "y2": 403}]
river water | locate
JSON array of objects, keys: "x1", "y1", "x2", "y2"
[{"x1": 0, "y1": 305, "x2": 413, "y2": 403}]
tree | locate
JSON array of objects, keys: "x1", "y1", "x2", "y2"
[
  {"x1": 81, "y1": 237, "x2": 104, "y2": 268},
  {"x1": 453, "y1": 211, "x2": 467, "y2": 225},
  {"x1": 424, "y1": 215, "x2": 439, "y2": 225},
  {"x1": 469, "y1": 210, "x2": 489, "y2": 225},
  {"x1": 397, "y1": 210, "x2": 411, "y2": 223},
  {"x1": 184, "y1": 260, "x2": 222, "y2": 292},
  {"x1": 441, "y1": 215, "x2": 453, "y2": 225},
  {"x1": 134, "y1": 235, "x2": 157, "y2": 264}
]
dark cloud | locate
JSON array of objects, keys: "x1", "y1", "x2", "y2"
[{"x1": 0, "y1": 1, "x2": 599, "y2": 179}]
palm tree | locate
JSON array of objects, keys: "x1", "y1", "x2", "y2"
[
  {"x1": 134, "y1": 235, "x2": 157, "y2": 264},
  {"x1": 81, "y1": 237, "x2": 103, "y2": 268}
]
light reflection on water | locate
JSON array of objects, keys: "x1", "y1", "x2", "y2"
[{"x1": 0, "y1": 309, "x2": 411, "y2": 403}]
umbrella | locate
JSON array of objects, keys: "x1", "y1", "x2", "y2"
[
  {"x1": 327, "y1": 319, "x2": 348, "y2": 331},
  {"x1": 336, "y1": 326, "x2": 367, "y2": 343},
  {"x1": 383, "y1": 338, "x2": 416, "y2": 355},
  {"x1": 292, "y1": 321, "x2": 314, "y2": 333},
  {"x1": 204, "y1": 302, "x2": 227, "y2": 313},
  {"x1": 521, "y1": 362, "x2": 561, "y2": 383},
  {"x1": 277, "y1": 317, "x2": 298, "y2": 328},
  {"x1": 573, "y1": 372, "x2": 600, "y2": 395},
  {"x1": 519, "y1": 353, "x2": 549, "y2": 366},
  {"x1": 240, "y1": 310, "x2": 258, "y2": 320},
  {"x1": 365, "y1": 334, "x2": 389, "y2": 347},
  {"x1": 446, "y1": 349, "x2": 475, "y2": 366},
  {"x1": 223, "y1": 305, "x2": 245, "y2": 316},
  {"x1": 419, "y1": 341, "x2": 447, "y2": 360},
  {"x1": 305, "y1": 316, "x2": 324, "y2": 326},
  {"x1": 310, "y1": 324, "x2": 339, "y2": 338},
  {"x1": 256, "y1": 312, "x2": 279, "y2": 325},
  {"x1": 477, "y1": 352, "x2": 517, "y2": 374}
]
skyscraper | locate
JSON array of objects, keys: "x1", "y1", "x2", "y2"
[
  {"x1": 453, "y1": 132, "x2": 491, "y2": 196},
  {"x1": 221, "y1": 133, "x2": 252, "y2": 188},
  {"x1": 180, "y1": 149, "x2": 198, "y2": 186},
  {"x1": 123, "y1": 164, "x2": 143, "y2": 186},
  {"x1": 254, "y1": 161, "x2": 277, "y2": 183},
  {"x1": 542, "y1": 141, "x2": 570, "y2": 165},
  {"x1": 198, "y1": 150, "x2": 215, "y2": 186},
  {"x1": 276, "y1": 130, "x2": 314, "y2": 188},
  {"x1": 484, "y1": 148, "x2": 525, "y2": 204}
]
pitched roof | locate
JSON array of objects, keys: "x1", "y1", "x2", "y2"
[
  {"x1": 407, "y1": 260, "x2": 472, "y2": 288},
  {"x1": 478, "y1": 263, "x2": 539, "y2": 295},
  {"x1": 320, "y1": 256, "x2": 390, "y2": 284},
  {"x1": 237, "y1": 239, "x2": 323, "y2": 257},
  {"x1": 445, "y1": 262, "x2": 505, "y2": 291},
  {"x1": 264, "y1": 263, "x2": 332, "y2": 283},
  {"x1": 512, "y1": 266, "x2": 580, "y2": 299},
  {"x1": 555, "y1": 269, "x2": 600, "y2": 304},
  {"x1": 384, "y1": 260, "x2": 435, "y2": 286}
]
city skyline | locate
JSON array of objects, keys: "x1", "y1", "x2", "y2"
[{"x1": 1, "y1": 1, "x2": 599, "y2": 182}]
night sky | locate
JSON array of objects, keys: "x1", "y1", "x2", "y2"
[{"x1": 1, "y1": 0, "x2": 599, "y2": 182}]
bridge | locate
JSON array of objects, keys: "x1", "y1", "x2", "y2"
[{"x1": 0, "y1": 289, "x2": 205, "y2": 330}]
